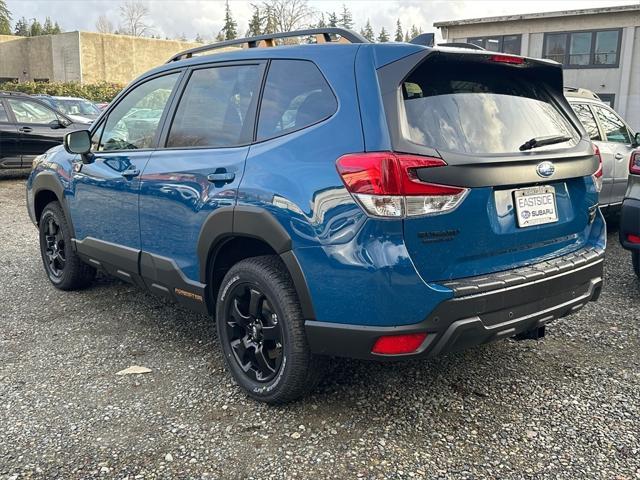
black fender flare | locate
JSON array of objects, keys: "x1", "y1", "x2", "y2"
[
  {"x1": 31, "y1": 171, "x2": 76, "y2": 238},
  {"x1": 197, "y1": 205, "x2": 315, "y2": 320}
]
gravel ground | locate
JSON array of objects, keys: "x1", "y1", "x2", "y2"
[{"x1": 1, "y1": 174, "x2": 639, "y2": 479}]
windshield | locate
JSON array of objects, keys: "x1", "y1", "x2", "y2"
[
  {"x1": 55, "y1": 99, "x2": 100, "y2": 116},
  {"x1": 400, "y1": 61, "x2": 579, "y2": 155}
]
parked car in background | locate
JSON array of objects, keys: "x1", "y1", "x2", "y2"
[
  {"x1": 27, "y1": 28, "x2": 605, "y2": 403},
  {"x1": 620, "y1": 148, "x2": 640, "y2": 278},
  {"x1": 0, "y1": 91, "x2": 88, "y2": 169},
  {"x1": 565, "y1": 87, "x2": 639, "y2": 211},
  {"x1": 32, "y1": 94, "x2": 101, "y2": 123}
]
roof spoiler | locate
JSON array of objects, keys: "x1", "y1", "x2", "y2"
[{"x1": 409, "y1": 33, "x2": 435, "y2": 47}]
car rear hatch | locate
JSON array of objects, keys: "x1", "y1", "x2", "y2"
[{"x1": 376, "y1": 49, "x2": 600, "y2": 283}]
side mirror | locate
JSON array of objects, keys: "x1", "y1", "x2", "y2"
[
  {"x1": 64, "y1": 130, "x2": 92, "y2": 159},
  {"x1": 48, "y1": 119, "x2": 64, "y2": 129},
  {"x1": 633, "y1": 132, "x2": 640, "y2": 148}
]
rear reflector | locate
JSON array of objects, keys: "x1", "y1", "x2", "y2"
[
  {"x1": 336, "y1": 152, "x2": 468, "y2": 217},
  {"x1": 592, "y1": 145, "x2": 603, "y2": 193},
  {"x1": 490, "y1": 54, "x2": 525, "y2": 65},
  {"x1": 628, "y1": 234, "x2": 640, "y2": 244},
  {"x1": 371, "y1": 333, "x2": 427, "y2": 355},
  {"x1": 630, "y1": 150, "x2": 640, "y2": 175}
]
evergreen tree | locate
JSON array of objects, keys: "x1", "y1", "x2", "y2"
[
  {"x1": 14, "y1": 16, "x2": 29, "y2": 36},
  {"x1": 0, "y1": 0, "x2": 11, "y2": 35},
  {"x1": 247, "y1": 4, "x2": 261, "y2": 37},
  {"x1": 410, "y1": 25, "x2": 420, "y2": 39},
  {"x1": 52, "y1": 21, "x2": 62, "y2": 34},
  {"x1": 215, "y1": 30, "x2": 225, "y2": 42},
  {"x1": 43, "y1": 17, "x2": 54, "y2": 34},
  {"x1": 263, "y1": 5, "x2": 276, "y2": 34},
  {"x1": 404, "y1": 31, "x2": 410, "y2": 42},
  {"x1": 29, "y1": 19, "x2": 43, "y2": 37},
  {"x1": 394, "y1": 18, "x2": 403, "y2": 42},
  {"x1": 377, "y1": 27, "x2": 389, "y2": 43},
  {"x1": 195, "y1": 33, "x2": 204, "y2": 43},
  {"x1": 339, "y1": 4, "x2": 352, "y2": 29},
  {"x1": 221, "y1": 0, "x2": 237, "y2": 40},
  {"x1": 361, "y1": 19, "x2": 374, "y2": 42},
  {"x1": 327, "y1": 11, "x2": 338, "y2": 28}
]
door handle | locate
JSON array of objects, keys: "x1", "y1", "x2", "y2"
[
  {"x1": 614, "y1": 153, "x2": 624, "y2": 160},
  {"x1": 207, "y1": 172, "x2": 235, "y2": 183},
  {"x1": 19, "y1": 127, "x2": 33, "y2": 133},
  {"x1": 121, "y1": 168, "x2": 140, "y2": 179}
]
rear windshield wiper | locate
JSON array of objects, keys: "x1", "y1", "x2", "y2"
[{"x1": 519, "y1": 135, "x2": 571, "y2": 151}]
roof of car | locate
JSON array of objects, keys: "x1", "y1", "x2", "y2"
[
  {"x1": 564, "y1": 87, "x2": 602, "y2": 102},
  {"x1": 566, "y1": 96, "x2": 605, "y2": 105},
  {"x1": 0, "y1": 91, "x2": 31, "y2": 97}
]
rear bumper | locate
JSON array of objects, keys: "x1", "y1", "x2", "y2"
[
  {"x1": 619, "y1": 198, "x2": 640, "y2": 250},
  {"x1": 306, "y1": 246, "x2": 604, "y2": 360}
]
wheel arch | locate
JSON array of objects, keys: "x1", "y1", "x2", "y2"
[
  {"x1": 32, "y1": 172, "x2": 75, "y2": 237},
  {"x1": 197, "y1": 206, "x2": 316, "y2": 320}
]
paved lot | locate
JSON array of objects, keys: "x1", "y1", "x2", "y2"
[{"x1": 1, "y1": 174, "x2": 639, "y2": 479}]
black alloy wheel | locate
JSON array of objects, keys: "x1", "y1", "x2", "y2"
[
  {"x1": 225, "y1": 284, "x2": 283, "y2": 382},
  {"x1": 38, "y1": 201, "x2": 96, "y2": 290},
  {"x1": 216, "y1": 256, "x2": 326, "y2": 404},
  {"x1": 42, "y1": 216, "x2": 66, "y2": 279}
]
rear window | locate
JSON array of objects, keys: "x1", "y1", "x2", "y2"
[
  {"x1": 400, "y1": 61, "x2": 579, "y2": 155},
  {"x1": 257, "y1": 60, "x2": 336, "y2": 141}
]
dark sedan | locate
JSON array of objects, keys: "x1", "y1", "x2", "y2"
[{"x1": 0, "y1": 92, "x2": 88, "y2": 169}]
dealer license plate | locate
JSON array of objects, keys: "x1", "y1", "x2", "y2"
[{"x1": 514, "y1": 186, "x2": 558, "y2": 228}]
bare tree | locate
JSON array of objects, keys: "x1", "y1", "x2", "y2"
[
  {"x1": 119, "y1": 1, "x2": 153, "y2": 37},
  {"x1": 261, "y1": 0, "x2": 314, "y2": 32},
  {"x1": 95, "y1": 14, "x2": 114, "y2": 34}
]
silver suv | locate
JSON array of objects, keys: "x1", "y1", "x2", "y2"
[{"x1": 565, "y1": 88, "x2": 639, "y2": 210}]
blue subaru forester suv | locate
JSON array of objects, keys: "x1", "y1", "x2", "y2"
[{"x1": 27, "y1": 28, "x2": 606, "y2": 403}]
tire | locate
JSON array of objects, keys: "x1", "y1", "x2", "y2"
[
  {"x1": 633, "y1": 251, "x2": 640, "y2": 279},
  {"x1": 39, "y1": 201, "x2": 96, "y2": 290},
  {"x1": 216, "y1": 255, "x2": 325, "y2": 404}
]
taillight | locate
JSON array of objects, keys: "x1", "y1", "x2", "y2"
[
  {"x1": 592, "y1": 145, "x2": 603, "y2": 193},
  {"x1": 628, "y1": 234, "x2": 640, "y2": 244},
  {"x1": 371, "y1": 333, "x2": 427, "y2": 355},
  {"x1": 630, "y1": 150, "x2": 640, "y2": 175},
  {"x1": 489, "y1": 54, "x2": 525, "y2": 65},
  {"x1": 336, "y1": 152, "x2": 468, "y2": 218}
]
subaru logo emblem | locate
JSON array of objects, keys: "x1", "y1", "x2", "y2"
[{"x1": 536, "y1": 161, "x2": 555, "y2": 178}]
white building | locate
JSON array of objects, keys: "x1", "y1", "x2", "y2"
[{"x1": 434, "y1": 4, "x2": 640, "y2": 129}]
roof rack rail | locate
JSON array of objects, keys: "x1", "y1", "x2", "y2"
[{"x1": 168, "y1": 27, "x2": 369, "y2": 63}]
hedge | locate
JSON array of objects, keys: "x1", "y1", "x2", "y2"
[{"x1": 0, "y1": 81, "x2": 125, "y2": 103}]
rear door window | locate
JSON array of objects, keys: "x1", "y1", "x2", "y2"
[
  {"x1": 400, "y1": 61, "x2": 579, "y2": 155},
  {"x1": 167, "y1": 64, "x2": 261, "y2": 148},
  {"x1": 592, "y1": 105, "x2": 631, "y2": 144},
  {"x1": 257, "y1": 60, "x2": 336, "y2": 141},
  {"x1": 571, "y1": 103, "x2": 601, "y2": 140}
]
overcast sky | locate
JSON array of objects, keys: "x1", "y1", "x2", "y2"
[{"x1": 6, "y1": 0, "x2": 639, "y2": 41}]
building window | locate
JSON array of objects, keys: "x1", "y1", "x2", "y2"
[
  {"x1": 467, "y1": 35, "x2": 521, "y2": 54},
  {"x1": 597, "y1": 93, "x2": 615, "y2": 108},
  {"x1": 543, "y1": 29, "x2": 621, "y2": 68}
]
